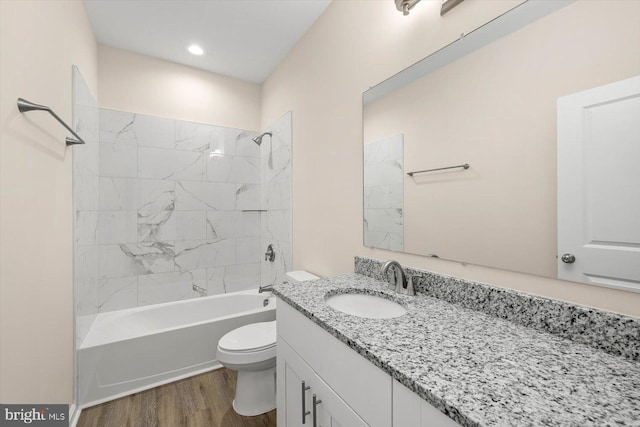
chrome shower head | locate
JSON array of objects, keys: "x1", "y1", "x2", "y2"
[{"x1": 252, "y1": 132, "x2": 272, "y2": 146}]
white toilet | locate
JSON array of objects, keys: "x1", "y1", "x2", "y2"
[{"x1": 216, "y1": 270, "x2": 319, "y2": 416}]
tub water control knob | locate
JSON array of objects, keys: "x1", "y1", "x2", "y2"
[{"x1": 265, "y1": 244, "x2": 275, "y2": 262}]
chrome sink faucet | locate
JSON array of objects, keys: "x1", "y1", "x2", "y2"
[
  {"x1": 380, "y1": 260, "x2": 415, "y2": 296},
  {"x1": 381, "y1": 260, "x2": 405, "y2": 290}
]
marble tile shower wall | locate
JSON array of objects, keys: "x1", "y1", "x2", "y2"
[
  {"x1": 72, "y1": 66, "x2": 100, "y2": 342},
  {"x1": 260, "y1": 112, "x2": 292, "y2": 286},
  {"x1": 96, "y1": 108, "x2": 262, "y2": 312},
  {"x1": 363, "y1": 134, "x2": 404, "y2": 251}
]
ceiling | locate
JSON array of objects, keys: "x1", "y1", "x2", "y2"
[{"x1": 83, "y1": 0, "x2": 332, "y2": 84}]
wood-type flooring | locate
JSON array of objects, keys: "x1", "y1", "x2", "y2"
[{"x1": 77, "y1": 368, "x2": 276, "y2": 427}]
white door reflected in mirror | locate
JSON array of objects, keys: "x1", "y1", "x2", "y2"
[{"x1": 557, "y1": 76, "x2": 640, "y2": 292}]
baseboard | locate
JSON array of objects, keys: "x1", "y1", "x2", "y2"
[{"x1": 69, "y1": 403, "x2": 81, "y2": 427}]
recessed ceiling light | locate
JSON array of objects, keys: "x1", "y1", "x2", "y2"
[{"x1": 187, "y1": 44, "x2": 204, "y2": 56}]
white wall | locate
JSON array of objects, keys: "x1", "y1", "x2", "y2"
[
  {"x1": 98, "y1": 45, "x2": 261, "y2": 131},
  {"x1": 262, "y1": 0, "x2": 640, "y2": 317},
  {"x1": 0, "y1": 0, "x2": 98, "y2": 404}
]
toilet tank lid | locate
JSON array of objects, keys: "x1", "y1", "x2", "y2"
[{"x1": 286, "y1": 270, "x2": 320, "y2": 283}]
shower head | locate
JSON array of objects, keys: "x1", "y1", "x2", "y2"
[{"x1": 252, "y1": 132, "x2": 272, "y2": 146}]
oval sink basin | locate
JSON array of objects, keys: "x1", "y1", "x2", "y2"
[{"x1": 325, "y1": 293, "x2": 407, "y2": 319}]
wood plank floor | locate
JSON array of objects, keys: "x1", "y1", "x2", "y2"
[{"x1": 77, "y1": 369, "x2": 276, "y2": 427}]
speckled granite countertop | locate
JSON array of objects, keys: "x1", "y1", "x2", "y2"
[{"x1": 273, "y1": 273, "x2": 640, "y2": 427}]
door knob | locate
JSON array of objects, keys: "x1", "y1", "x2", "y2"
[{"x1": 561, "y1": 254, "x2": 576, "y2": 264}]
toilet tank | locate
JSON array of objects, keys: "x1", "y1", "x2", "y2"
[{"x1": 285, "y1": 270, "x2": 320, "y2": 285}]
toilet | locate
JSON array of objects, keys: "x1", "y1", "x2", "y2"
[{"x1": 216, "y1": 270, "x2": 319, "y2": 416}]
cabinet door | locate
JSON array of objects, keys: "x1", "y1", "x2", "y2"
[
  {"x1": 393, "y1": 380, "x2": 460, "y2": 427},
  {"x1": 393, "y1": 379, "x2": 421, "y2": 427},
  {"x1": 278, "y1": 336, "x2": 368, "y2": 427},
  {"x1": 278, "y1": 337, "x2": 315, "y2": 427},
  {"x1": 312, "y1": 373, "x2": 368, "y2": 427},
  {"x1": 421, "y1": 399, "x2": 460, "y2": 427}
]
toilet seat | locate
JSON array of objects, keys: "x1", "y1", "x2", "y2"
[
  {"x1": 218, "y1": 321, "x2": 276, "y2": 353},
  {"x1": 217, "y1": 344, "x2": 276, "y2": 368}
]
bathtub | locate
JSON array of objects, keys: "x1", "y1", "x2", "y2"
[{"x1": 77, "y1": 289, "x2": 276, "y2": 408}]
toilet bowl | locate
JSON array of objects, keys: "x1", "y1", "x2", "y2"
[
  {"x1": 216, "y1": 271, "x2": 319, "y2": 416},
  {"x1": 217, "y1": 321, "x2": 277, "y2": 416}
]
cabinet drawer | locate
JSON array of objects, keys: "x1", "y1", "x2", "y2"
[{"x1": 277, "y1": 300, "x2": 391, "y2": 427}]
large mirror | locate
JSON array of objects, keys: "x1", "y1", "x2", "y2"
[{"x1": 363, "y1": 0, "x2": 640, "y2": 289}]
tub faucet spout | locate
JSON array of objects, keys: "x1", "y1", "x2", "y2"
[{"x1": 259, "y1": 285, "x2": 274, "y2": 293}]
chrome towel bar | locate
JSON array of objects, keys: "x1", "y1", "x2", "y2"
[
  {"x1": 407, "y1": 163, "x2": 469, "y2": 177},
  {"x1": 17, "y1": 98, "x2": 85, "y2": 146}
]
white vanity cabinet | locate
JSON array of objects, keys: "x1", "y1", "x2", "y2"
[
  {"x1": 279, "y1": 337, "x2": 368, "y2": 427},
  {"x1": 277, "y1": 301, "x2": 391, "y2": 427},
  {"x1": 276, "y1": 299, "x2": 460, "y2": 427}
]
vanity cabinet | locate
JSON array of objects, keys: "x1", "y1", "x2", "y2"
[
  {"x1": 279, "y1": 337, "x2": 367, "y2": 427},
  {"x1": 277, "y1": 301, "x2": 391, "y2": 427},
  {"x1": 276, "y1": 299, "x2": 461, "y2": 427}
]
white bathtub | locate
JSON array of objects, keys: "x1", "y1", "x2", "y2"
[{"x1": 78, "y1": 289, "x2": 276, "y2": 408}]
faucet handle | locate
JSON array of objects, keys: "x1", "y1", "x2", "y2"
[
  {"x1": 396, "y1": 275, "x2": 416, "y2": 296},
  {"x1": 405, "y1": 275, "x2": 416, "y2": 296}
]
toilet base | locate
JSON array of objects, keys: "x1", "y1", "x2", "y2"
[{"x1": 232, "y1": 366, "x2": 276, "y2": 416}]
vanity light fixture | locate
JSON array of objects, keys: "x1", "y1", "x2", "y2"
[
  {"x1": 441, "y1": 0, "x2": 464, "y2": 16},
  {"x1": 395, "y1": 0, "x2": 421, "y2": 16},
  {"x1": 187, "y1": 44, "x2": 204, "y2": 56}
]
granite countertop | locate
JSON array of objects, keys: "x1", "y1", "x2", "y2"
[{"x1": 273, "y1": 273, "x2": 640, "y2": 427}]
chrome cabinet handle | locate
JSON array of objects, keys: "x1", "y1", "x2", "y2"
[
  {"x1": 561, "y1": 253, "x2": 576, "y2": 264},
  {"x1": 301, "y1": 381, "x2": 311, "y2": 424},
  {"x1": 312, "y1": 394, "x2": 322, "y2": 427}
]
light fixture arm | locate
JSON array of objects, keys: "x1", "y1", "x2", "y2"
[{"x1": 395, "y1": 0, "x2": 421, "y2": 16}]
